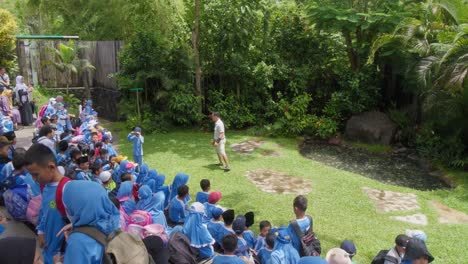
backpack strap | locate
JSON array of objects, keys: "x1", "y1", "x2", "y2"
[
  {"x1": 306, "y1": 215, "x2": 313, "y2": 231},
  {"x1": 290, "y1": 220, "x2": 305, "y2": 238},
  {"x1": 72, "y1": 226, "x2": 109, "y2": 247},
  {"x1": 55, "y1": 177, "x2": 72, "y2": 217}
]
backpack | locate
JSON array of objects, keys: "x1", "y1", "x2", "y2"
[
  {"x1": 55, "y1": 177, "x2": 72, "y2": 217},
  {"x1": 143, "y1": 224, "x2": 168, "y2": 243},
  {"x1": 118, "y1": 197, "x2": 131, "y2": 231},
  {"x1": 129, "y1": 210, "x2": 152, "y2": 227},
  {"x1": 371, "y1": 249, "x2": 399, "y2": 264},
  {"x1": 3, "y1": 184, "x2": 30, "y2": 220},
  {"x1": 38, "y1": 105, "x2": 48, "y2": 118},
  {"x1": 26, "y1": 194, "x2": 42, "y2": 226},
  {"x1": 72, "y1": 226, "x2": 155, "y2": 264},
  {"x1": 168, "y1": 231, "x2": 197, "y2": 264},
  {"x1": 290, "y1": 215, "x2": 321, "y2": 257}
]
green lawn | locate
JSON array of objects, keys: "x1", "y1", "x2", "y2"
[{"x1": 114, "y1": 127, "x2": 468, "y2": 263}]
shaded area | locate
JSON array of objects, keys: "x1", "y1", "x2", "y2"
[
  {"x1": 300, "y1": 140, "x2": 450, "y2": 190},
  {"x1": 245, "y1": 169, "x2": 311, "y2": 194}
]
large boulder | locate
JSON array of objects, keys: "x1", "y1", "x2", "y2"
[{"x1": 345, "y1": 111, "x2": 397, "y2": 145}]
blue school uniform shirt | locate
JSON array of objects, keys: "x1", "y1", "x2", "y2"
[
  {"x1": 196, "y1": 191, "x2": 209, "y2": 203},
  {"x1": 235, "y1": 236, "x2": 251, "y2": 258},
  {"x1": 207, "y1": 220, "x2": 234, "y2": 245},
  {"x1": 213, "y1": 255, "x2": 246, "y2": 264},
  {"x1": 168, "y1": 196, "x2": 187, "y2": 223},
  {"x1": 75, "y1": 170, "x2": 92, "y2": 181},
  {"x1": 38, "y1": 182, "x2": 66, "y2": 264},
  {"x1": 65, "y1": 233, "x2": 103, "y2": 264},
  {"x1": 127, "y1": 133, "x2": 144, "y2": 156},
  {"x1": 255, "y1": 236, "x2": 267, "y2": 252},
  {"x1": 287, "y1": 217, "x2": 312, "y2": 252},
  {"x1": 258, "y1": 248, "x2": 273, "y2": 264},
  {"x1": 104, "y1": 143, "x2": 118, "y2": 157},
  {"x1": 243, "y1": 230, "x2": 256, "y2": 249}
]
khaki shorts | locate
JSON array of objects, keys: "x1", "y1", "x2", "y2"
[{"x1": 215, "y1": 139, "x2": 226, "y2": 155}]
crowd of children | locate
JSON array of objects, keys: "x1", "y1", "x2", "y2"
[{"x1": 0, "y1": 97, "x2": 434, "y2": 264}]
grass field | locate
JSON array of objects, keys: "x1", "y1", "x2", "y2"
[{"x1": 114, "y1": 127, "x2": 467, "y2": 263}]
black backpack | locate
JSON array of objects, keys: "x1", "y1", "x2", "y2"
[
  {"x1": 290, "y1": 215, "x2": 321, "y2": 257},
  {"x1": 371, "y1": 249, "x2": 399, "y2": 264}
]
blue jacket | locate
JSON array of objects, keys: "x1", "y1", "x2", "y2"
[{"x1": 127, "y1": 133, "x2": 144, "y2": 156}]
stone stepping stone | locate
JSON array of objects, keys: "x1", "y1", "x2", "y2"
[
  {"x1": 431, "y1": 201, "x2": 468, "y2": 224},
  {"x1": 231, "y1": 140, "x2": 264, "y2": 154},
  {"x1": 391, "y1": 213, "x2": 428, "y2": 226},
  {"x1": 363, "y1": 187, "x2": 420, "y2": 213},
  {"x1": 260, "y1": 150, "x2": 282, "y2": 157},
  {"x1": 245, "y1": 169, "x2": 311, "y2": 194}
]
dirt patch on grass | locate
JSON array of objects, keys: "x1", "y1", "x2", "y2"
[
  {"x1": 231, "y1": 140, "x2": 264, "y2": 154},
  {"x1": 246, "y1": 169, "x2": 311, "y2": 194},
  {"x1": 431, "y1": 201, "x2": 468, "y2": 224},
  {"x1": 260, "y1": 150, "x2": 282, "y2": 157},
  {"x1": 363, "y1": 187, "x2": 420, "y2": 213},
  {"x1": 391, "y1": 213, "x2": 428, "y2": 226}
]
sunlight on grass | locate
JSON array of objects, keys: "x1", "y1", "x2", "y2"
[{"x1": 114, "y1": 127, "x2": 468, "y2": 263}]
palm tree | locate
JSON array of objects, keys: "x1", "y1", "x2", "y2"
[{"x1": 44, "y1": 40, "x2": 95, "y2": 97}]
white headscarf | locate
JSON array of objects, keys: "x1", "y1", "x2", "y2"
[{"x1": 15, "y1": 76, "x2": 28, "y2": 103}]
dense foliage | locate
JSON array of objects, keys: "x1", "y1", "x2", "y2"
[
  {"x1": 7, "y1": 0, "x2": 468, "y2": 167},
  {"x1": 0, "y1": 8, "x2": 18, "y2": 70}
]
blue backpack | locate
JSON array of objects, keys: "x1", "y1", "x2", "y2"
[{"x1": 3, "y1": 184, "x2": 30, "y2": 220}]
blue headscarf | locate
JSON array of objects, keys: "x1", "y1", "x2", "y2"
[
  {"x1": 272, "y1": 228, "x2": 300, "y2": 264},
  {"x1": 154, "y1": 173, "x2": 166, "y2": 191},
  {"x1": 146, "y1": 179, "x2": 157, "y2": 193},
  {"x1": 116, "y1": 181, "x2": 136, "y2": 215},
  {"x1": 63, "y1": 181, "x2": 120, "y2": 235},
  {"x1": 138, "y1": 164, "x2": 149, "y2": 184},
  {"x1": 119, "y1": 160, "x2": 129, "y2": 172},
  {"x1": 136, "y1": 185, "x2": 156, "y2": 210},
  {"x1": 136, "y1": 186, "x2": 168, "y2": 227},
  {"x1": 170, "y1": 173, "x2": 189, "y2": 201},
  {"x1": 183, "y1": 203, "x2": 214, "y2": 248}
]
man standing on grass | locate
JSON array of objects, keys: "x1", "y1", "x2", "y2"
[{"x1": 211, "y1": 112, "x2": 230, "y2": 171}]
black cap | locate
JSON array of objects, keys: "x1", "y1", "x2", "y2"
[
  {"x1": 403, "y1": 239, "x2": 434, "y2": 262},
  {"x1": 245, "y1": 211, "x2": 254, "y2": 228},
  {"x1": 222, "y1": 209, "x2": 235, "y2": 224},
  {"x1": 395, "y1": 234, "x2": 410, "y2": 247}
]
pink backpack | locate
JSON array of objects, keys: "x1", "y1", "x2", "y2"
[
  {"x1": 128, "y1": 210, "x2": 152, "y2": 227},
  {"x1": 26, "y1": 194, "x2": 42, "y2": 226},
  {"x1": 39, "y1": 105, "x2": 48, "y2": 118},
  {"x1": 118, "y1": 197, "x2": 131, "y2": 231},
  {"x1": 143, "y1": 224, "x2": 168, "y2": 243}
]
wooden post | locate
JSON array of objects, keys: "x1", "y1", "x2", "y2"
[{"x1": 194, "y1": 0, "x2": 202, "y2": 113}]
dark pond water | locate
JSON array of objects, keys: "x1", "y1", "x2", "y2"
[{"x1": 299, "y1": 139, "x2": 450, "y2": 191}]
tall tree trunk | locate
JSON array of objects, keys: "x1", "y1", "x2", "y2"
[
  {"x1": 342, "y1": 30, "x2": 360, "y2": 72},
  {"x1": 194, "y1": 0, "x2": 202, "y2": 113},
  {"x1": 236, "y1": 80, "x2": 241, "y2": 102}
]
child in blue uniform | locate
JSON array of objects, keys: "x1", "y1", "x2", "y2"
[
  {"x1": 255, "y1": 220, "x2": 272, "y2": 251},
  {"x1": 127, "y1": 127, "x2": 144, "y2": 166},
  {"x1": 243, "y1": 212, "x2": 256, "y2": 249},
  {"x1": 25, "y1": 144, "x2": 67, "y2": 264},
  {"x1": 168, "y1": 184, "x2": 189, "y2": 224},
  {"x1": 75, "y1": 156, "x2": 92, "y2": 181},
  {"x1": 213, "y1": 234, "x2": 249, "y2": 264},
  {"x1": 258, "y1": 233, "x2": 275, "y2": 264},
  {"x1": 196, "y1": 179, "x2": 210, "y2": 203},
  {"x1": 232, "y1": 215, "x2": 251, "y2": 259},
  {"x1": 287, "y1": 195, "x2": 313, "y2": 253}
]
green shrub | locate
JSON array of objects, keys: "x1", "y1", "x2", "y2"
[
  {"x1": 309, "y1": 115, "x2": 339, "y2": 139},
  {"x1": 167, "y1": 84, "x2": 203, "y2": 126},
  {"x1": 0, "y1": 9, "x2": 17, "y2": 70},
  {"x1": 208, "y1": 90, "x2": 256, "y2": 129},
  {"x1": 272, "y1": 93, "x2": 314, "y2": 136}
]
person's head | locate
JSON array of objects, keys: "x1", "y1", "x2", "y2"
[
  {"x1": 0, "y1": 66, "x2": 5, "y2": 74},
  {"x1": 259, "y1": 220, "x2": 272, "y2": 237},
  {"x1": 99, "y1": 171, "x2": 112, "y2": 184},
  {"x1": 208, "y1": 191, "x2": 222, "y2": 204},
  {"x1": 404, "y1": 239, "x2": 434, "y2": 264},
  {"x1": 41, "y1": 116, "x2": 50, "y2": 126},
  {"x1": 121, "y1": 172, "x2": 134, "y2": 183},
  {"x1": 340, "y1": 240, "x2": 357, "y2": 260},
  {"x1": 4, "y1": 131, "x2": 16, "y2": 146},
  {"x1": 91, "y1": 133, "x2": 99, "y2": 143},
  {"x1": 134, "y1": 127, "x2": 142, "y2": 134},
  {"x1": 77, "y1": 156, "x2": 89, "y2": 170},
  {"x1": 212, "y1": 207, "x2": 224, "y2": 221},
  {"x1": 222, "y1": 209, "x2": 235, "y2": 226},
  {"x1": 232, "y1": 215, "x2": 246, "y2": 235},
  {"x1": 178, "y1": 184, "x2": 189, "y2": 199},
  {"x1": 12, "y1": 147, "x2": 27, "y2": 171},
  {"x1": 265, "y1": 233, "x2": 275, "y2": 250},
  {"x1": 395, "y1": 234, "x2": 410, "y2": 255},
  {"x1": 102, "y1": 134, "x2": 110, "y2": 143},
  {"x1": 325, "y1": 248, "x2": 352, "y2": 264},
  {"x1": 293, "y1": 195, "x2": 308, "y2": 216},
  {"x1": 0, "y1": 136, "x2": 11, "y2": 157},
  {"x1": 25, "y1": 144, "x2": 60, "y2": 184},
  {"x1": 0, "y1": 237, "x2": 43, "y2": 264},
  {"x1": 58, "y1": 140, "x2": 68, "y2": 153},
  {"x1": 99, "y1": 148, "x2": 109, "y2": 160},
  {"x1": 200, "y1": 179, "x2": 210, "y2": 192},
  {"x1": 50, "y1": 114, "x2": 58, "y2": 123},
  {"x1": 70, "y1": 148, "x2": 82, "y2": 162},
  {"x1": 109, "y1": 155, "x2": 116, "y2": 164},
  {"x1": 39, "y1": 125, "x2": 54, "y2": 139},
  {"x1": 56, "y1": 95, "x2": 63, "y2": 103},
  {"x1": 221, "y1": 234, "x2": 238, "y2": 254},
  {"x1": 91, "y1": 162, "x2": 103, "y2": 176},
  {"x1": 210, "y1": 112, "x2": 220, "y2": 122},
  {"x1": 245, "y1": 212, "x2": 254, "y2": 229}
]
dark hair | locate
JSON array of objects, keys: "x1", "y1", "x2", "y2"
[
  {"x1": 177, "y1": 185, "x2": 189, "y2": 197},
  {"x1": 12, "y1": 148, "x2": 27, "y2": 170},
  {"x1": 25, "y1": 143, "x2": 57, "y2": 166},
  {"x1": 99, "y1": 148, "x2": 108, "y2": 155},
  {"x1": 121, "y1": 172, "x2": 133, "y2": 182},
  {"x1": 259, "y1": 220, "x2": 271, "y2": 231},
  {"x1": 0, "y1": 66, "x2": 5, "y2": 71},
  {"x1": 91, "y1": 162, "x2": 102, "y2": 174},
  {"x1": 265, "y1": 233, "x2": 275, "y2": 249},
  {"x1": 221, "y1": 234, "x2": 238, "y2": 253},
  {"x1": 60, "y1": 131, "x2": 70, "y2": 140},
  {"x1": 50, "y1": 114, "x2": 58, "y2": 121},
  {"x1": 91, "y1": 132, "x2": 98, "y2": 137},
  {"x1": 70, "y1": 148, "x2": 82, "y2": 161},
  {"x1": 77, "y1": 156, "x2": 89, "y2": 165},
  {"x1": 40, "y1": 116, "x2": 49, "y2": 124},
  {"x1": 108, "y1": 194, "x2": 120, "y2": 209},
  {"x1": 58, "y1": 141, "x2": 69, "y2": 152},
  {"x1": 200, "y1": 179, "x2": 210, "y2": 191},
  {"x1": 109, "y1": 155, "x2": 116, "y2": 160},
  {"x1": 38, "y1": 125, "x2": 54, "y2": 137},
  {"x1": 222, "y1": 209, "x2": 235, "y2": 225},
  {"x1": 293, "y1": 195, "x2": 308, "y2": 212},
  {"x1": 3, "y1": 131, "x2": 16, "y2": 141},
  {"x1": 95, "y1": 142, "x2": 103, "y2": 149},
  {"x1": 212, "y1": 112, "x2": 221, "y2": 118}
]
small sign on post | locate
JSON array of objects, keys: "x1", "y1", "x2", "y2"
[{"x1": 130, "y1": 88, "x2": 144, "y2": 123}]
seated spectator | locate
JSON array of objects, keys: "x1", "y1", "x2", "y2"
[
  {"x1": 63, "y1": 181, "x2": 120, "y2": 264},
  {"x1": 116, "y1": 181, "x2": 137, "y2": 216},
  {"x1": 340, "y1": 240, "x2": 357, "y2": 264},
  {"x1": 75, "y1": 156, "x2": 91, "y2": 181},
  {"x1": 99, "y1": 170, "x2": 116, "y2": 193},
  {"x1": 169, "y1": 184, "x2": 190, "y2": 224},
  {"x1": 204, "y1": 191, "x2": 222, "y2": 222},
  {"x1": 402, "y1": 239, "x2": 434, "y2": 264},
  {"x1": 232, "y1": 215, "x2": 251, "y2": 259},
  {"x1": 287, "y1": 195, "x2": 313, "y2": 253},
  {"x1": 298, "y1": 257, "x2": 328, "y2": 264},
  {"x1": 213, "y1": 234, "x2": 249, "y2": 264},
  {"x1": 95, "y1": 148, "x2": 109, "y2": 165},
  {"x1": 37, "y1": 125, "x2": 55, "y2": 152},
  {"x1": 90, "y1": 161, "x2": 103, "y2": 183},
  {"x1": 143, "y1": 236, "x2": 170, "y2": 264},
  {"x1": 384, "y1": 234, "x2": 410, "y2": 264},
  {"x1": 168, "y1": 173, "x2": 190, "y2": 203},
  {"x1": 255, "y1": 220, "x2": 272, "y2": 251},
  {"x1": 137, "y1": 163, "x2": 149, "y2": 185},
  {"x1": 183, "y1": 202, "x2": 215, "y2": 259},
  {"x1": 56, "y1": 140, "x2": 69, "y2": 166},
  {"x1": 326, "y1": 248, "x2": 352, "y2": 264},
  {"x1": 207, "y1": 207, "x2": 227, "y2": 250},
  {"x1": 270, "y1": 228, "x2": 300, "y2": 264},
  {"x1": 137, "y1": 185, "x2": 168, "y2": 227},
  {"x1": 196, "y1": 179, "x2": 210, "y2": 203},
  {"x1": 258, "y1": 233, "x2": 275, "y2": 264},
  {"x1": 243, "y1": 212, "x2": 256, "y2": 249}
]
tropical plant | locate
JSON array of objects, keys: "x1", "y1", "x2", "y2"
[
  {"x1": 43, "y1": 40, "x2": 95, "y2": 96},
  {"x1": 0, "y1": 9, "x2": 18, "y2": 70}
]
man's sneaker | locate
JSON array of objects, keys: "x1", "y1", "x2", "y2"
[
  {"x1": 224, "y1": 166, "x2": 231, "y2": 171},
  {"x1": 215, "y1": 163, "x2": 224, "y2": 166}
]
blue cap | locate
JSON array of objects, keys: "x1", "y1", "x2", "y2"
[
  {"x1": 134, "y1": 127, "x2": 142, "y2": 133},
  {"x1": 340, "y1": 240, "x2": 357, "y2": 255},
  {"x1": 102, "y1": 135, "x2": 109, "y2": 141},
  {"x1": 212, "y1": 207, "x2": 224, "y2": 219},
  {"x1": 232, "y1": 215, "x2": 246, "y2": 234}
]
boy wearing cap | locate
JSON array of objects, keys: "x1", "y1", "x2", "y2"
[
  {"x1": 102, "y1": 135, "x2": 118, "y2": 157},
  {"x1": 75, "y1": 156, "x2": 92, "y2": 181},
  {"x1": 232, "y1": 215, "x2": 252, "y2": 259},
  {"x1": 127, "y1": 127, "x2": 144, "y2": 166},
  {"x1": 340, "y1": 240, "x2": 357, "y2": 264},
  {"x1": 402, "y1": 239, "x2": 434, "y2": 264},
  {"x1": 384, "y1": 234, "x2": 410, "y2": 264},
  {"x1": 99, "y1": 171, "x2": 116, "y2": 193}
]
